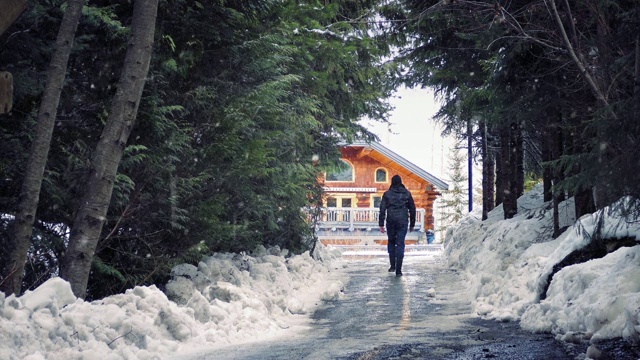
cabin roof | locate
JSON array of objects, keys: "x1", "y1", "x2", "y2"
[{"x1": 344, "y1": 140, "x2": 449, "y2": 190}]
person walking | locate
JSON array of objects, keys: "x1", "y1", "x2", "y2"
[{"x1": 379, "y1": 175, "x2": 416, "y2": 277}]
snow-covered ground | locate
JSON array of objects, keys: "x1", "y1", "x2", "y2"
[
  {"x1": 1, "y1": 184, "x2": 639, "y2": 359},
  {"x1": 0, "y1": 246, "x2": 347, "y2": 360},
  {"x1": 445, "y1": 184, "x2": 640, "y2": 346}
]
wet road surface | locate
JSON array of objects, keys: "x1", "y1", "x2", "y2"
[{"x1": 181, "y1": 255, "x2": 589, "y2": 359}]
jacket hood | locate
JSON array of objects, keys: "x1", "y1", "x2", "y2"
[{"x1": 391, "y1": 175, "x2": 402, "y2": 186}]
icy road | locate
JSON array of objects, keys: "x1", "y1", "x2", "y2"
[{"x1": 176, "y1": 254, "x2": 579, "y2": 359}]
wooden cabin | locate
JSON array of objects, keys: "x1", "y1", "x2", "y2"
[{"x1": 312, "y1": 141, "x2": 448, "y2": 246}]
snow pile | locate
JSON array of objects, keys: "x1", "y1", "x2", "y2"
[
  {"x1": 445, "y1": 185, "x2": 576, "y2": 321},
  {"x1": 522, "y1": 245, "x2": 640, "y2": 343},
  {"x1": 445, "y1": 184, "x2": 640, "y2": 344},
  {"x1": 0, "y1": 245, "x2": 345, "y2": 360}
]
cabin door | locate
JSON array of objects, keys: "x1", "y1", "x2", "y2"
[{"x1": 325, "y1": 196, "x2": 353, "y2": 222}]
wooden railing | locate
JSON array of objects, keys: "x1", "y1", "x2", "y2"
[{"x1": 305, "y1": 207, "x2": 426, "y2": 232}]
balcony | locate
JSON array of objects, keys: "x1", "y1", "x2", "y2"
[{"x1": 307, "y1": 207, "x2": 425, "y2": 235}]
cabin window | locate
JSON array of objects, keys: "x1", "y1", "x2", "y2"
[
  {"x1": 372, "y1": 196, "x2": 382, "y2": 208},
  {"x1": 326, "y1": 196, "x2": 353, "y2": 208},
  {"x1": 375, "y1": 168, "x2": 388, "y2": 183},
  {"x1": 326, "y1": 159, "x2": 354, "y2": 182}
]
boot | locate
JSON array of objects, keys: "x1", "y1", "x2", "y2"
[
  {"x1": 395, "y1": 257, "x2": 403, "y2": 277},
  {"x1": 388, "y1": 254, "x2": 396, "y2": 272}
]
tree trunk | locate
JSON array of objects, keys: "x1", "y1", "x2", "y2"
[
  {"x1": 60, "y1": 0, "x2": 159, "y2": 299},
  {"x1": 514, "y1": 121, "x2": 524, "y2": 197},
  {"x1": 495, "y1": 138, "x2": 504, "y2": 207},
  {"x1": 550, "y1": 112, "x2": 565, "y2": 235},
  {"x1": 574, "y1": 189, "x2": 596, "y2": 218},
  {"x1": 485, "y1": 151, "x2": 495, "y2": 215},
  {"x1": 481, "y1": 118, "x2": 495, "y2": 220},
  {"x1": 0, "y1": 0, "x2": 84, "y2": 296},
  {"x1": 500, "y1": 124, "x2": 517, "y2": 219},
  {"x1": 554, "y1": 123, "x2": 566, "y2": 203},
  {"x1": 505, "y1": 122, "x2": 519, "y2": 218},
  {"x1": 542, "y1": 127, "x2": 553, "y2": 203},
  {"x1": 552, "y1": 143, "x2": 565, "y2": 235},
  {"x1": 467, "y1": 117, "x2": 473, "y2": 212},
  {"x1": 635, "y1": 34, "x2": 639, "y2": 124},
  {"x1": 635, "y1": 34, "x2": 640, "y2": 98},
  {"x1": 552, "y1": 187, "x2": 561, "y2": 237}
]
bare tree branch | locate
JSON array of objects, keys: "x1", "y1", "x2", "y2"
[{"x1": 545, "y1": 0, "x2": 613, "y2": 113}]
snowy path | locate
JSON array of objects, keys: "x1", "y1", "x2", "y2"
[{"x1": 174, "y1": 255, "x2": 574, "y2": 359}]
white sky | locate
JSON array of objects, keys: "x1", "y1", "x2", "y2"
[{"x1": 362, "y1": 86, "x2": 456, "y2": 182}]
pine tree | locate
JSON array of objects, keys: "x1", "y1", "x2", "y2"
[{"x1": 439, "y1": 145, "x2": 468, "y2": 233}]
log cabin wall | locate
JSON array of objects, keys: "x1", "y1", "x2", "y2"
[{"x1": 321, "y1": 146, "x2": 439, "y2": 230}]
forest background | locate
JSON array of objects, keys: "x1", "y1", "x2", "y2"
[{"x1": 1, "y1": 0, "x2": 639, "y2": 301}]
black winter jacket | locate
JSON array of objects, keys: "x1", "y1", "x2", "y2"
[{"x1": 378, "y1": 184, "x2": 416, "y2": 228}]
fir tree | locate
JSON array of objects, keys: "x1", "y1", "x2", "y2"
[{"x1": 440, "y1": 144, "x2": 468, "y2": 233}]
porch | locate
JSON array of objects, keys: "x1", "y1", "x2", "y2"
[{"x1": 306, "y1": 207, "x2": 428, "y2": 245}]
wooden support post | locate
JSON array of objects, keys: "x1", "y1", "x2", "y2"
[
  {"x1": 0, "y1": 0, "x2": 28, "y2": 36},
  {"x1": 349, "y1": 208, "x2": 354, "y2": 231}
]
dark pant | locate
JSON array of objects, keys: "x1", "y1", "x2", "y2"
[{"x1": 386, "y1": 221, "x2": 408, "y2": 261}]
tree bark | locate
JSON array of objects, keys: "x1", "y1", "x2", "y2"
[
  {"x1": 60, "y1": 0, "x2": 159, "y2": 299},
  {"x1": 636, "y1": 34, "x2": 640, "y2": 98},
  {"x1": 514, "y1": 121, "x2": 524, "y2": 198},
  {"x1": 553, "y1": 123, "x2": 566, "y2": 203},
  {"x1": 551, "y1": 117, "x2": 564, "y2": 236},
  {"x1": 495, "y1": 139, "x2": 504, "y2": 207},
  {"x1": 505, "y1": 122, "x2": 519, "y2": 218},
  {"x1": 635, "y1": 34, "x2": 639, "y2": 120},
  {"x1": 467, "y1": 117, "x2": 473, "y2": 212},
  {"x1": 481, "y1": 118, "x2": 495, "y2": 220},
  {"x1": 574, "y1": 189, "x2": 596, "y2": 218},
  {"x1": 542, "y1": 127, "x2": 553, "y2": 203},
  {"x1": 552, "y1": 187, "x2": 561, "y2": 238},
  {"x1": 0, "y1": 0, "x2": 84, "y2": 296},
  {"x1": 500, "y1": 124, "x2": 517, "y2": 219}
]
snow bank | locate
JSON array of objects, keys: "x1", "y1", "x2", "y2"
[
  {"x1": 445, "y1": 185, "x2": 574, "y2": 321},
  {"x1": 521, "y1": 245, "x2": 640, "y2": 343},
  {"x1": 0, "y1": 245, "x2": 345, "y2": 359},
  {"x1": 445, "y1": 184, "x2": 640, "y2": 343}
]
